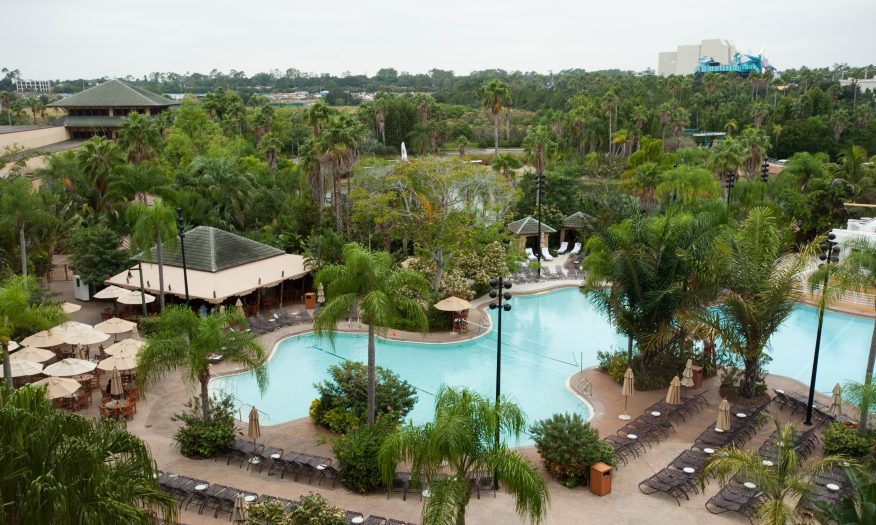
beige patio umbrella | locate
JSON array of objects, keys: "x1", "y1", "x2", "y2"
[
  {"x1": 8, "y1": 340, "x2": 19, "y2": 351},
  {"x1": 52, "y1": 321, "x2": 93, "y2": 335},
  {"x1": 30, "y1": 376, "x2": 81, "y2": 399},
  {"x1": 235, "y1": 298, "x2": 244, "y2": 315},
  {"x1": 619, "y1": 368, "x2": 635, "y2": 420},
  {"x1": 64, "y1": 328, "x2": 110, "y2": 347},
  {"x1": 97, "y1": 354, "x2": 138, "y2": 371},
  {"x1": 11, "y1": 346, "x2": 55, "y2": 363},
  {"x1": 109, "y1": 367, "x2": 124, "y2": 396},
  {"x1": 316, "y1": 283, "x2": 325, "y2": 304},
  {"x1": 433, "y1": 296, "x2": 472, "y2": 312},
  {"x1": 717, "y1": 399, "x2": 731, "y2": 431},
  {"x1": 665, "y1": 376, "x2": 681, "y2": 405},
  {"x1": 830, "y1": 384, "x2": 843, "y2": 415},
  {"x1": 21, "y1": 330, "x2": 64, "y2": 348},
  {"x1": 105, "y1": 339, "x2": 145, "y2": 357},
  {"x1": 116, "y1": 290, "x2": 155, "y2": 305},
  {"x1": 61, "y1": 302, "x2": 81, "y2": 314},
  {"x1": 248, "y1": 406, "x2": 261, "y2": 442},
  {"x1": 681, "y1": 358, "x2": 694, "y2": 397},
  {"x1": 1, "y1": 356, "x2": 43, "y2": 378},
  {"x1": 93, "y1": 285, "x2": 128, "y2": 299},
  {"x1": 43, "y1": 358, "x2": 97, "y2": 377},
  {"x1": 231, "y1": 492, "x2": 249, "y2": 524},
  {"x1": 94, "y1": 318, "x2": 136, "y2": 336}
]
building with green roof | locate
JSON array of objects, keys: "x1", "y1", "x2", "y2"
[{"x1": 48, "y1": 79, "x2": 178, "y2": 139}]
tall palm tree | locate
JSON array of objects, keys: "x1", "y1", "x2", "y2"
[
  {"x1": 0, "y1": 177, "x2": 52, "y2": 276},
  {"x1": 750, "y1": 102, "x2": 770, "y2": 130},
  {"x1": 770, "y1": 124, "x2": 783, "y2": 153},
  {"x1": 127, "y1": 202, "x2": 178, "y2": 310},
  {"x1": 305, "y1": 101, "x2": 336, "y2": 137},
  {"x1": 315, "y1": 115, "x2": 365, "y2": 231},
  {"x1": 378, "y1": 387, "x2": 549, "y2": 525},
  {"x1": 314, "y1": 243, "x2": 428, "y2": 425},
  {"x1": 77, "y1": 136, "x2": 125, "y2": 212},
  {"x1": 702, "y1": 419, "x2": 853, "y2": 525},
  {"x1": 106, "y1": 162, "x2": 176, "y2": 204},
  {"x1": 739, "y1": 127, "x2": 771, "y2": 181},
  {"x1": 137, "y1": 306, "x2": 267, "y2": 422},
  {"x1": 522, "y1": 125, "x2": 556, "y2": 179},
  {"x1": 478, "y1": 80, "x2": 511, "y2": 155},
  {"x1": 631, "y1": 105, "x2": 648, "y2": 151},
  {"x1": 657, "y1": 103, "x2": 673, "y2": 148},
  {"x1": 491, "y1": 153, "x2": 522, "y2": 187},
  {"x1": 831, "y1": 109, "x2": 850, "y2": 142},
  {"x1": 707, "y1": 137, "x2": 746, "y2": 199},
  {"x1": 626, "y1": 162, "x2": 662, "y2": 212},
  {"x1": 835, "y1": 145, "x2": 874, "y2": 199},
  {"x1": 258, "y1": 132, "x2": 284, "y2": 179},
  {"x1": 0, "y1": 276, "x2": 65, "y2": 388},
  {"x1": 0, "y1": 383, "x2": 177, "y2": 524},
  {"x1": 456, "y1": 135, "x2": 468, "y2": 157},
  {"x1": 724, "y1": 119, "x2": 738, "y2": 136},
  {"x1": 117, "y1": 112, "x2": 161, "y2": 165},
  {"x1": 372, "y1": 93, "x2": 392, "y2": 145}
]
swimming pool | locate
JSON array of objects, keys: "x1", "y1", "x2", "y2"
[{"x1": 210, "y1": 288, "x2": 874, "y2": 439}]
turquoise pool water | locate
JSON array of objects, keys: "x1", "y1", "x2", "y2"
[{"x1": 210, "y1": 288, "x2": 874, "y2": 441}]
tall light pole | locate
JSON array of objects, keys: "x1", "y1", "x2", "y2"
[
  {"x1": 760, "y1": 161, "x2": 770, "y2": 202},
  {"x1": 805, "y1": 233, "x2": 840, "y2": 426},
  {"x1": 724, "y1": 171, "x2": 736, "y2": 206},
  {"x1": 176, "y1": 207, "x2": 190, "y2": 305},
  {"x1": 127, "y1": 263, "x2": 148, "y2": 317},
  {"x1": 489, "y1": 276, "x2": 512, "y2": 490}
]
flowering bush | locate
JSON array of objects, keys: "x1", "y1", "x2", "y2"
[{"x1": 530, "y1": 412, "x2": 614, "y2": 487}]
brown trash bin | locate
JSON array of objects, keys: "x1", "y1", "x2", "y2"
[
  {"x1": 304, "y1": 292, "x2": 316, "y2": 310},
  {"x1": 589, "y1": 462, "x2": 612, "y2": 496},
  {"x1": 691, "y1": 365, "x2": 704, "y2": 390}
]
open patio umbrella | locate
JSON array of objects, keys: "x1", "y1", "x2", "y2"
[
  {"x1": 61, "y1": 302, "x2": 81, "y2": 314},
  {"x1": 1, "y1": 357, "x2": 43, "y2": 378},
  {"x1": 30, "y1": 376, "x2": 81, "y2": 399},
  {"x1": 620, "y1": 368, "x2": 635, "y2": 420},
  {"x1": 43, "y1": 358, "x2": 96, "y2": 377},
  {"x1": 116, "y1": 290, "x2": 155, "y2": 305},
  {"x1": 433, "y1": 296, "x2": 472, "y2": 312},
  {"x1": 681, "y1": 358, "x2": 694, "y2": 397},
  {"x1": 52, "y1": 321, "x2": 93, "y2": 335},
  {"x1": 97, "y1": 354, "x2": 138, "y2": 372},
  {"x1": 665, "y1": 376, "x2": 681, "y2": 405},
  {"x1": 248, "y1": 406, "x2": 261, "y2": 442},
  {"x1": 94, "y1": 318, "x2": 136, "y2": 336},
  {"x1": 109, "y1": 367, "x2": 124, "y2": 396},
  {"x1": 717, "y1": 399, "x2": 731, "y2": 431},
  {"x1": 830, "y1": 384, "x2": 843, "y2": 415},
  {"x1": 316, "y1": 283, "x2": 325, "y2": 304},
  {"x1": 8, "y1": 340, "x2": 19, "y2": 351},
  {"x1": 231, "y1": 492, "x2": 249, "y2": 524},
  {"x1": 93, "y1": 285, "x2": 127, "y2": 299},
  {"x1": 11, "y1": 346, "x2": 55, "y2": 363},
  {"x1": 21, "y1": 330, "x2": 64, "y2": 348},
  {"x1": 104, "y1": 339, "x2": 145, "y2": 357},
  {"x1": 64, "y1": 328, "x2": 110, "y2": 347}
]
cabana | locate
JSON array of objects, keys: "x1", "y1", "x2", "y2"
[
  {"x1": 558, "y1": 211, "x2": 591, "y2": 246},
  {"x1": 506, "y1": 217, "x2": 556, "y2": 254}
]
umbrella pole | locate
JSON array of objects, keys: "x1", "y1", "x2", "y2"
[{"x1": 280, "y1": 281, "x2": 284, "y2": 308}]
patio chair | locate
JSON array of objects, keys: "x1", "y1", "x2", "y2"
[
  {"x1": 248, "y1": 446, "x2": 283, "y2": 473},
  {"x1": 524, "y1": 247, "x2": 538, "y2": 261},
  {"x1": 540, "y1": 246, "x2": 554, "y2": 261},
  {"x1": 556, "y1": 241, "x2": 569, "y2": 254},
  {"x1": 274, "y1": 451, "x2": 304, "y2": 479},
  {"x1": 362, "y1": 516, "x2": 386, "y2": 525},
  {"x1": 387, "y1": 471, "x2": 412, "y2": 500},
  {"x1": 470, "y1": 470, "x2": 496, "y2": 499},
  {"x1": 638, "y1": 469, "x2": 696, "y2": 505},
  {"x1": 318, "y1": 464, "x2": 342, "y2": 488},
  {"x1": 386, "y1": 520, "x2": 407, "y2": 525},
  {"x1": 569, "y1": 242, "x2": 582, "y2": 255},
  {"x1": 344, "y1": 511, "x2": 364, "y2": 524}
]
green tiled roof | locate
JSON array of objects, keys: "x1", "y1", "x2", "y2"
[
  {"x1": 562, "y1": 211, "x2": 592, "y2": 229},
  {"x1": 133, "y1": 226, "x2": 284, "y2": 273},
  {"x1": 48, "y1": 79, "x2": 178, "y2": 108},
  {"x1": 63, "y1": 116, "x2": 124, "y2": 128},
  {"x1": 506, "y1": 216, "x2": 557, "y2": 235}
]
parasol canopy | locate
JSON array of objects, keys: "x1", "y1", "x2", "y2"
[
  {"x1": 681, "y1": 358, "x2": 694, "y2": 388},
  {"x1": 433, "y1": 296, "x2": 472, "y2": 312},
  {"x1": 20, "y1": 330, "x2": 64, "y2": 348},
  {"x1": 116, "y1": 290, "x2": 156, "y2": 305},
  {"x1": 98, "y1": 354, "x2": 138, "y2": 371},
  {"x1": 30, "y1": 376, "x2": 81, "y2": 399},
  {"x1": 61, "y1": 302, "x2": 81, "y2": 314},
  {"x1": 52, "y1": 321, "x2": 93, "y2": 335},
  {"x1": 11, "y1": 346, "x2": 55, "y2": 363},
  {"x1": 63, "y1": 328, "x2": 110, "y2": 347},
  {"x1": 1, "y1": 357, "x2": 43, "y2": 378},
  {"x1": 665, "y1": 375, "x2": 681, "y2": 405},
  {"x1": 105, "y1": 339, "x2": 145, "y2": 357},
  {"x1": 43, "y1": 358, "x2": 97, "y2": 377},
  {"x1": 93, "y1": 285, "x2": 128, "y2": 299},
  {"x1": 94, "y1": 317, "x2": 137, "y2": 335}
]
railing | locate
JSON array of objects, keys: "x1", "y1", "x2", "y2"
[
  {"x1": 796, "y1": 267, "x2": 875, "y2": 310},
  {"x1": 574, "y1": 377, "x2": 593, "y2": 397}
]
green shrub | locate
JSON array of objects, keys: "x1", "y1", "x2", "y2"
[
  {"x1": 321, "y1": 407, "x2": 362, "y2": 434},
  {"x1": 247, "y1": 493, "x2": 346, "y2": 524},
  {"x1": 823, "y1": 422, "x2": 874, "y2": 458},
  {"x1": 597, "y1": 343, "x2": 706, "y2": 391},
  {"x1": 172, "y1": 394, "x2": 236, "y2": 458},
  {"x1": 529, "y1": 412, "x2": 615, "y2": 487},
  {"x1": 596, "y1": 348, "x2": 627, "y2": 383},
  {"x1": 331, "y1": 417, "x2": 395, "y2": 493}
]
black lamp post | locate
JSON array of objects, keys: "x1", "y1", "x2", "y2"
[
  {"x1": 535, "y1": 172, "x2": 545, "y2": 280},
  {"x1": 489, "y1": 277, "x2": 512, "y2": 489},
  {"x1": 760, "y1": 161, "x2": 770, "y2": 202},
  {"x1": 127, "y1": 263, "x2": 148, "y2": 317},
  {"x1": 805, "y1": 233, "x2": 840, "y2": 426},
  {"x1": 724, "y1": 171, "x2": 736, "y2": 206},
  {"x1": 176, "y1": 208, "x2": 190, "y2": 305}
]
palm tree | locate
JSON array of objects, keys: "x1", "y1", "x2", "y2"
[
  {"x1": 626, "y1": 162, "x2": 662, "y2": 212},
  {"x1": 842, "y1": 377, "x2": 876, "y2": 434},
  {"x1": 0, "y1": 91, "x2": 14, "y2": 125},
  {"x1": 0, "y1": 276, "x2": 65, "y2": 388},
  {"x1": 314, "y1": 243, "x2": 428, "y2": 425},
  {"x1": 657, "y1": 103, "x2": 673, "y2": 147},
  {"x1": 106, "y1": 162, "x2": 176, "y2": 204},
  {"x1": 258, "y1": 132, "x2": 284, "y2": 179},
  {"x1": 522, "y1": 125, "x2": 556, "y2": 179},
  {"x1": 831, "y1": 109, "x2": 850, "y2": 142},
  {"x1": 0, "y1": 177, "x2": 53, "y2": 276},
  {"x1": 0, "y1": 383, "x2": 177, "y2": 524},
  {"x1": 305, "y1": 101, "x2": 336, "y2": 137},
  {"x1": 491, "y1": 153, "x2": 522, "y2": 187},
  {"x1": 724, "y1": 119, "x2": 738, "y2": 136},
  {"x1": 137, "y1": 306, "x2": 267, "y2": 422},
  {"x1": 117, "y1": 112, "x2": 161, "y2": 165},
  {"x1": 478, "y1": 79, "x2": 511, "y2": 155},
  {"x1": 707, "y1": 137, "x2": 745, "y2": 199},
  {"x1": 770, "y1": 124, "x2": 783, "y2": 153},
  {"x1": 127, "y1": 202, "x2": 178, "y2": 310},
  {"x1": 750, "y1": 102, "x2": 769, "y2": 130},
  {"x1": 655, "y1": 165, "x2": 721, "y2": 207},
  {"x1": 378, "y1": 387, "x2": 549, "y2": 525},
  {"x1": 702, "y1": 419, "x2": 854, "y2": 525},
  {"x1": 739, "y1": 127, "x2": 771, "y2": 181},
  {"x1": 631, "y1": 105, "x2": 648, "y2": 151},
  {"x1": 77, "y1": 136, "x2": 125, "y2": 212},
  {"x1": 602, "y1": 90, "x2": 620, "y2": 157},
  {"x1": 315, "y1": 115, "x2": 365, "y2": 231},
  {"x1": 372, "y1": 93, "x2": 392, "y2": 145},
  {"x1": 835, "y1": 145, "x2": 874, "y2": 198},
  {"x1": 456, "y1": 135, "x2": 468, "y2": 157}
]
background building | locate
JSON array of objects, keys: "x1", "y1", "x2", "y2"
[
  {"x1": 658, "y1": 39, "x2": 738, "y2": 76},
  {"x1": 14, "y1": 79, "x2": 52, "y2": 94}
]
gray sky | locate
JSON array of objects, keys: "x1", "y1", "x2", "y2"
[{"x1": 5, "y1": 0, "x2": 875, "y2": 80}]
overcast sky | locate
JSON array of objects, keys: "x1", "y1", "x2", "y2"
[{"x1": 4, "y1": 0, "x2": 874, "y2": 80}]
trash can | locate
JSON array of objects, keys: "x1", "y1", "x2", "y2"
[
  {"x1": 589, "y1": 462, "x2": 612, "y2": 496},
  {"x1": 691, "y1": 365, "x2": 704, "y2": 390},
  {"x1": 304, "y1": 292, "x2": 316, "y2": 310}
]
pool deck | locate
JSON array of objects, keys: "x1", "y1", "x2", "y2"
[{"x1": 51, "y1": 278, "x2": 852, "y2": 525}]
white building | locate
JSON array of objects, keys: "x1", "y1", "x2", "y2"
[
  {"x1": 14, "y1": 79, "x2": 52, "y2": 94},
  {"x1": 658, "y1": 39, "x2": 737, "y2": 77},
  {"x1": 831, "y1": 217, "x2": 876, "y2": 256}
]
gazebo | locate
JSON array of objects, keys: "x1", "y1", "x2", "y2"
[
  {"x1": 506, "y1": 216, "x2": 556, "y2": 253},
  {"x1": 105, "y1": 226, "x2": 309, "y2": 314},
  {"x1": 559, "y1": 211, "x2": 591, "y2": 246}
]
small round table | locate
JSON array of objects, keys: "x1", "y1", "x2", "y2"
[
  {"x1": 627, "y1": 434, "x2": 638, "y2": 440},
  {"x1": 351, "y1": 517, "x2": 364, "y2": 524},
  {"x1": 244, "y1": 495, "x2": 256, "y2": 503},
  {"x1": 194, "y1": 484, "x2": 208, "y2": 491}
]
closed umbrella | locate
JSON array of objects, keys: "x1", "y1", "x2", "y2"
[
  {"x1": 316, "y1": 283, "x2": 325, "y2": 304},
  {"x1": 98, "y1": 354, "x2": 138, "y2": 371},
  {"x1": 681, "y1": 358, "x2": 694, "y2": 397},
  {"x1": 620, "y1": 368, "x2": 635, "y2": 420},
  {"x1": 61, "y1": 302, "x2": 81, "y2": 314},
  {"x1": 64, "y1": 328, "x2": 110, "y2": 347},
  {"x1": 231, "y1": 493, "x2": 249, "y2": 524},
  {"x1": 665, "y1": 376, "x2": 681, "y2": 405},
  {"x1": 248, "y1": 406, "x2": 261, "y2": 442},
  {"x1": 21, "y1": 330, "x2": 64, "y2": 348},
  {"x1": 117, "y1": 290, "x2": 155, "y2": 305},
  {"x1": 11, "y1": 346, "x2": 55, "y2": 363},
  {"x1": 109, "y1": 367, "x2": 124, "y2": 396},
  {"x1": 93, "y1": 285, "x2": 127, "y2": 299},
  {"x1": 830, "y1": 384, "x2": 843, "y2": 415},
  {"x1": 43, "y1": 358, "x2": 96, "y2": 377},
  {"x1": 31, "y1": 376, "x2": 81, "y2": 399},
  {"x1": 104, "y1": 339, "x2": 145, "y2": 357},
  {"x1": 1, "y1": 357, "x2": 43, "y2": 378},
  {"x1": 94, "y1": 318, "x2": 136, "y2": 336},
  {"x1": 717, "y1": 399, "x2": 731, "y2": 431},
  {"x1": 235, "y1": 298, "x2": 244, "y2": 315}
]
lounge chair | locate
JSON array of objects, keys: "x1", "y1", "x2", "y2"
[
  {"x1": 553, "y1": 265, "x2": 566, "y2": 279},
  {"x1": 524, "y1": 247, "x2": 538, "y2": 261},
  {"x1": 569, "y1": 242, "x2": 582, "y2": 255},
  {"x1": 556, "y1": 241, "x2": 569, "y2": 254},
  {"x1": 540, "y1": 247, "x2": 554, "y2": 261}
]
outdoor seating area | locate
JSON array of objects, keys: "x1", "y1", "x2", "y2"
[
  {"x1": 387, "y1": 470, "x2": 495, "y2": 501},
  {"x1": 218, "y1": 437, "x2": 340, "y2": 487},
  {"x1": 245, "y1": 308, "x2": 313, "y2": 337},
  {"x1": 771, "y1": 388, "x2": 858, "y2": 426},
  {"x1": 510, "y1": 264, "x2": 579, "y2": 284}
]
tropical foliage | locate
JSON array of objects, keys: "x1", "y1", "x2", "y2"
[{"x1": 530, "y1": 412, "x2": 614, "y2": 487}]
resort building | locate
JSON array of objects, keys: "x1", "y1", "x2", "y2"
[
  {"x1": 658, "y1": 39, "x2": 773, "y2": 77},
  {"x1": 47, "y1": 79, "x2": 178, "y2": 139},
  {"x1": 831, "y1": 217, "x2": 876, "y2": 256},
  {"x1": 506, "y1": 216, "x2": 556, "y2": 253},
  {"x1": 14, "y1": 79, "x2": 52, "y2": 94}
]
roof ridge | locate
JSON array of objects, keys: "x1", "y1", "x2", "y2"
[
  {"x1": 209, "y1": 227, "x2": 217, "y2": 272},
  {"x1": 115, "y1": 79, "x2": 160, "y2": 106}
]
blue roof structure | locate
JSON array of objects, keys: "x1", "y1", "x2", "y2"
[{"x1": 695, "y1": 53, "x2": 774, "y2": 75}]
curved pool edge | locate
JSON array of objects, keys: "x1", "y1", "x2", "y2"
[{"x1": 564, "y1": 372, "x2": 596, "y2": 423}]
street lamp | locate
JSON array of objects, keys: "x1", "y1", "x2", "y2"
[
  {"x1": 176, "y1": 208, "x2": 190, "y2": 305},
  {"x1": 805, "y1": 233, "x2": 840, "y2": 426},
  {"x1": 126, "y1": 263, "x2": 148, "y2": 317},
  {"x1": 724, "y1": 171, "x2": 736, "y2": 206},
  {"x1": 760, "y1": 161, "x2": 770, "y2": 202},
  {"x1": 535, "y1": 172, "x2": 545, "y2": 280},
  {"x1": 489, "y1": 277, "x2": 512, "y2": 490}
]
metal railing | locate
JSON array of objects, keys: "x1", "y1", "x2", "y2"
[
  {"x1": 574, "y1": 377, "x2": 593, "y2": 397},
  {"x1": 797, "y1": 268, "x2": 875, "y2": 309}
]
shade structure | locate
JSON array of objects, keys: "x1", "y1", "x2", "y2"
[
  {"x1": 665, "y1": 376, "x2": 681, "y2": 405},
  {"x1": 1, "y1": 357, "x2": 43, "y2": 378},
  {"x1": 620, "y1": 368, "x2": 635, "y2": 420},
  {"x1": 63, "y1": 328, "x2": 110, "y2": 346},
  {"x1": 316, "y1": 283, "x2": 325, "y2": 304},
  {"x1": 98, "y1": 354, "x2": 138, "y2": 371},
  {"x1": 433, "y1": 296, "x2": 472, "y2": 312},
  {"x1": 30, "y1": 376, "x2": 81, "y2": 399},
  {"x1": 231, "y1": 492, "x2": 249, "y2": 524},
  {"x1": 8, "y1": 340, "x2": 19, "y2": 351},
  {"x1": 830, "y1": 384, "x2": 843, "y2": 415},
  {"x1": 94, "y1": 317, "x2": 137, "y2": 335},
  {"x1": 20, "y1": 330, "x2": 64, "y2": 348},
  {"x1": 61, "y1": 302, "x2": 81, "y2": 314},
  {"x1": 93, "y1": 285, "x2": 128, "y2": 299},
  {"x1": 109, "y1": 367, "x2": 124, "y2": 396},
  {"x1": 10, "y1": 346, "x2": 55, "y2": 363},
  {"x1": 43, "y1": 358, "x2": 97, "y2": 377},
  {"x1": 681, "y1": 359, "x2": 694, "y2": 388},
  {"x1": 116, "y1": 290, "x2": 156, "y2": 305},
  {"x1": 248, "y1": 406, "x2": 261, "y2": 441},
  {"x1": 105, "y1": 339, "x2": 145, "y2": 357},
  {"x1": 717, "y1": 399, "x2": 731, "y2": 431},
  {"x1": 52, "y1": 321, "x2": 93, "y2": 335}
]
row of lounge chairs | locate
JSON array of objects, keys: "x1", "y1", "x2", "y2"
[
  {"x1": 245, "y1": 308, "x2": 313, "y2": 336},
  {"x1": 387, "y1": 470, "x2": 495, "y2": 501},
  {"x1": 218, "y1": 437, "x2": 340, "y2": 487},
  {"x1": 524, "y1": 243, "x2": 582, "y2": 262},
  {"x1": 510, "y1": 265, "x2": 579, "y2": 284},
  {"x1": 771, "y1": 389, "x2": 857, "y2": 426}
]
